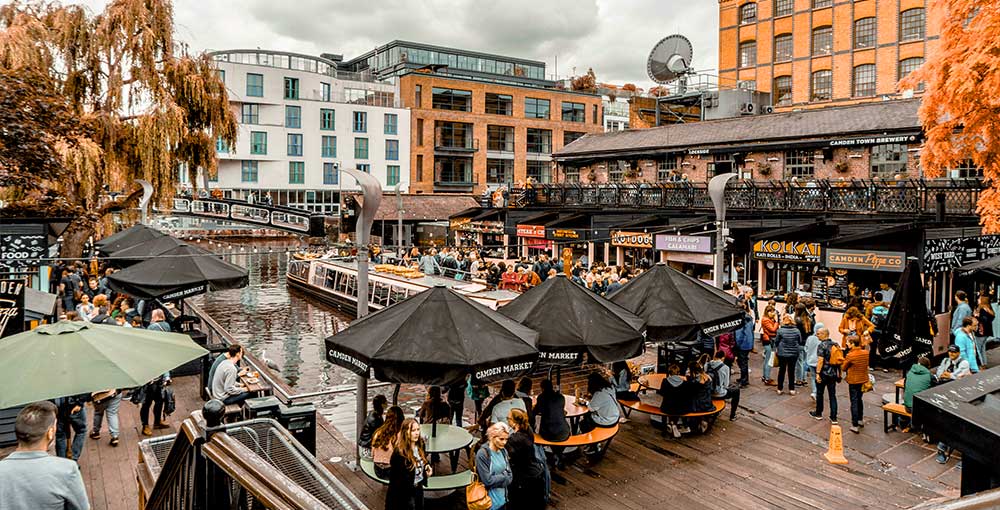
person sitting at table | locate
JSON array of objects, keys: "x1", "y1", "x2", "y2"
[
  {"x1": 706, "y1": 351, "x2": 740, "y2": 422},
  {"x1": 515, "y1": 377, "x2": 534, "y2": 417},
  {"x1": 579, "y1": 372, "x2": 620, "y2": 435},
  {"x1": 901, "y1": 356, "x2": 932, "y2": 432},
  {"x1": 483, "y1": 379, "x2": 526, "y2": 429},
  {"x1": 657, "y1": 364, "x2": 689, "y2": 438},
  {"x1": 371, "y1": 406, "x2": 403, "y2": 479},
  {"x1": 684, "y1": 358, "x2": 716, "y2": 434},
  {"x1": 417, "y1": 386, "x2": 451, "y2": 425},
  {"x1": 210, "y1": 343, "x2": 250, "y2": 407},
  {"x1": 531, "y1": 379, "x2": 570, "y2": 468},
  {"x1": 359, "y1": 395, "x2": 388, "y2": 459},
  {"x1": 506, "y1": 409, "x2": 549, "y2": 510},
  {"x1": 611, "y1": 361, "x2": 639, "y2": 401}
]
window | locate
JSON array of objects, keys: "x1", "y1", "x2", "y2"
[
  {"x1": 527, "y1": 160, "x2": 551, "y2": 183},
  {"x1": 739, "y1": 41, "x2": 757, "y2": 68},
  {"x1": 593, "y1": 104, "x2": 599, "y2": 124},
  {"x1": 287, "y1": 134, "x2": 302, "y2": 156},
  {"x1": 387, "y1": 165, "x2": 400, "y2": 186},
  {"x1": 416, "y1": 119, "x2": 424, "y2": 146},
  {"x1": 436, "y1": 121, "x2": 474, "y2": 149},
  {"x1": 812, "y1": 26, "x2": 833, "y2": 55},
  {"x1": 899, "y1": 57, "x2": 925, "y2": 91},
  {"x1": 526, "y1": 128, "x2": 552, "y2": 154},
  {"x1": 354, "y1": 138, "x2": 369, "y2": 159},
  {"x1": 609, "y1": 160, "x2": 627, "y2": 182},
  {"x1": 773, "y1": 76, "x2": 792, "y2": 106},
  {"x1": 774, "y1": 0, "x2": 793, "y2": 17},
  {"x1": 436, "y1": 156, "x2": 473, "y2": 184},
  {"x1": 785, "y1": 150, "x2": 815, "y2": 178},
  {"x1": 774, "y1": 34, "x2": 793, "y2": 62},
  {"x1": 952, "y1": 160, "x2": 983, "y2": 179},
  {"x1": 283, "y1": 77, "x2": 299, "y2": 99},
  {"x1": 485, "y1": 93, "x2": 513, "y2": 115},
  {"x1": 562, "y1": 102, "x2": 585, "y2": 122},
  {"x1": 487, "y1": 159, "x2": 513, "y2": 184},
  {"x1": 853, "y1": 64, "x2": 876, "y2": 97},
  {"x1": 241, "y1": 161, "x2": 258, "y2": 183},
  {"x1": 384, "y1": 113, "x2": 397, "y2": 135},
  {"x1": 216, "y1": 137, "x2": 228, "y2": 153},
  {"x1": 285, "y1": 105, "x2": 301, "y2": 128},
  {"x1": 739, "y1": 2, "x2": 757, "y2": 24},
  {"x1": 658, "y1": 156, "x2": 678, "y2": 182},
  {"x1": 217, "y1": 69, "x2": 225, "y2": 83},
  {"x1": 811, "y1": 70, "x2": 832, "y2": 101},
  {"x1": 432, "y1": 87, "x2": 472, "y2": 111},
  {"x1": 487, "y1": 125, "x2": 514, "y2": 152},
  {"x1": 525, "y1": 98, "x2": 550, "y2": 119},
  {"x1": 321, "y1": 136, "x2": 336, "y2": 158},
  {"x1": 563, "y1": 131, "x2": 586, "y2": 146},
  {"x1": 288, "y1": 162, "x2": 304, "y2": 184},
  {"x1": 320, "y1": 109, "x2": 335, "y2": 130},
  {"x1": 241, "y1": 104, "x2": 259, "y2": 124},
  {"x1": 323, "y1": 162, "x2": 338, "y2": 185},
  {"x1": 246, "y1": 73, "x2": 263, "y2": 97},
  {"x1": 356, "y1": 163, "x2": 370, "y2": 174},
  {"x1": 871, "y1": 144, "x2": 908, "y2": 178},
  {"x1": 563, "y1": 165, "x2": 581, "y2": 183},
  {"x1": 854, "y1": 18, "x2": 876, "y2": 49},
  {"x1": 900, "y1": 9, "x2": 925, "y2": 41},
  {"x1": 385, "y1": 140, "x2": 399, "y2": 160},
  {"x1": 416, "y1": 154, "x2": 424, "y2": 182},
  {"x1": 250, "y1": 131, "x2": 267, "y2": 155},
  {"x1": 321, "y1": 82, "x2": 331, "y2": 102},
  {"x1": 353, "y1": 111, "x2": 367, "y2": 133},
  {"x1": 812, "y1": 0, "x2": 831, "y2": 8},
  {"x1": 414, "y1": 85, "x2": 422, "y2": 108}
]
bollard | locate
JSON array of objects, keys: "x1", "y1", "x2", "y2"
[{"x1": 824, "y1": 424, "x2": 848, "y2": 465}]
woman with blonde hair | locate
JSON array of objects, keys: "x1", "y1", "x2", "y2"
[
  {"x1": 475, "y1": 423, "x2": 513, "y2": 510},
  {"x1": 386, "y1": 417, "x2": 431, "y2": 510}
]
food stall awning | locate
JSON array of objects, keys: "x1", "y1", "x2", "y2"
[
  {"x1": 956, "y1": 255, "x2": 1000, "y2": 278},
  {"x1": 749, "y1": 219, "x2": 831, "y2": 242},
  {"x1": 827, "y1": 222, "x2": 914, "y2": 246},
  {"x1": 545, "y1": 213, "x2": 590, "y2": 228},
  {"x1": 515, "y1": 211, "x2": 560, "y2": 226},
  {"x1": 25, "y1": 287, "x2": 57, "y2": 322},
  {"x1": 470, "y1": 209, "x2": 504, "y2": 222}
]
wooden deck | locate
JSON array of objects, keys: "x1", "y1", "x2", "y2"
[{"x1": 1, "y1": 373, "x2": 946, "y2": 510}]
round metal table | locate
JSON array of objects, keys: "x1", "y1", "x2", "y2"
[
  {"x1": 534, "y1": 393, "x2": 590, "y2": 433},
  {"x1": 421, "y1": 423, "x2": 474, "y2": 454}
]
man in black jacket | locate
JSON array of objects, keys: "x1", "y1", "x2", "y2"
[
  {"x1": 52, "y1": 394, "x2": 90, "y2": 462},
  {"x1": 357, "y1": 395, "x2": 387, "y2": 458}
]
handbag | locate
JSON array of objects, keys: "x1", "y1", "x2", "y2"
[
  {"x1": 769, "y1": 352, "x2": 779, "y2": 368},
  {"x1": 466, "y1": 471, "x2": 492, "y2": 510},
  {"x1": 861, "y1": 373, "x2": 875, "y2": 393}
]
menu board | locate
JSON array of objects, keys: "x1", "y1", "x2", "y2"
[{"x1": 811, "y1": 269, "x2": 850, "y2": 308}]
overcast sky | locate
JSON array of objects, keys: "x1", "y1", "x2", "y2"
[{"x1": 73, "y1": 0, "x2": 718, "y2": 89}]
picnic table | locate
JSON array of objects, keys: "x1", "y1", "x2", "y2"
[
  {"x1": 239, "y1": 370, "x2": 271, "y2": 397},
  {"x1": 534, "y1": 393, "x2": 589, "y2": 433},
  {"x1": 638, "y1": 373, "x2": 667, "y2": 391}
]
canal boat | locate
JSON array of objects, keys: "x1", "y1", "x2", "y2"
[{"x1": 287, "y1": 257, "x2": 519, "y2": 312}]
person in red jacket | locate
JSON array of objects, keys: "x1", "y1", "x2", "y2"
[
  {"x1": 840, "y1": 334, "x2": 870, "y2": 434},
  {"x1": 760, "y1": 307, "x2": 779, "y2": 385}
]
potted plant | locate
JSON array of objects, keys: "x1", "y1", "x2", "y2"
[
  {"x1": 756, "y1": 162, "x2": 772, "y2": 177},
  {"x1": 834, "y1": 161, "x2": 850, "y2": 174},
  {"x1": 586, "y1": 170, "x2": 597, "y2": 182}
]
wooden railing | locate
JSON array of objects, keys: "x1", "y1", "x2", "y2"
[{"x1": 908, "y1": 487, "x2": 1000, "y2": 510}]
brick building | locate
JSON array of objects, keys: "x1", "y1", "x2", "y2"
[{"x1": 718, "y1": 0, "x2": 941, "y2": 110}]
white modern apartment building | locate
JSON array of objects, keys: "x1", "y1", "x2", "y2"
[
  {"x1": 205, "y1": 49, "x2": 410, "y2": 214},
  {"x1": 603, "y1": 96, "x2": 630, "y2": 132}
]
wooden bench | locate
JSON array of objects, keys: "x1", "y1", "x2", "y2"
[
  {"x1": 618, "y1": 399, "x2": 726, "y2": 420},
  {"x1": 882, "y1": 403, "x2": 912, "y2": 433},
  {"x1": 534, "y1": 423, "x2": 620, "y2": 448},
  {"x1": 359, "y1": 458, "x2": 473, "y2": 491}
]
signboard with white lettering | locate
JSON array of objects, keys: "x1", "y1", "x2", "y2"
[
  {"x1": 826, "y1": 248, "x2": 905, "y2": 272},
  {"x1": 827, "y1": 134, "x2": 920, "y2": 147},
  {"x1": 611, "y1": 231, "x2": 653, "y2": 248},
  {"x1": 516, "y1": 224, "x2": 546, "y2": 238},
  {"x1": 0, "y1": 224, "x2": 48, "y2": 272},
  {"x1": 923, "y1": 235, "x2": 1000, "y2": 273},
  {"x1": 0, "y1": 279, "x2": 26, "y2": 338},
  {"x1": 655, "y1": 234, "x2": 712, "y2": 253},
  {"x1": 752, "y1": 240, "x2": 822, "y2": 264}
]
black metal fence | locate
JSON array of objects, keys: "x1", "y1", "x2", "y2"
[{"x1": 508, "y1": 179, "x2": 985, "y2": 216}]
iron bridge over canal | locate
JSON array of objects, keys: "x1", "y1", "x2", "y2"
[{"x1": 169, "y1": 198, "x2": 329, "y2": 236}]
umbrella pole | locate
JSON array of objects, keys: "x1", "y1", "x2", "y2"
[{"x1": 392, "y1": 383, "x2": 401, "y2": 406}]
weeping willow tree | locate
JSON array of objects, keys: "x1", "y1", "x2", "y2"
[{"x1": 0, "y1": 0, "x2": 237, "y2": 257}]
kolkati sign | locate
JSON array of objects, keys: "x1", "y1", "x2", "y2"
[
  {"x1": 611, "y1": 231, "x2": 653, "y2": 248},
  {"x1": 516, "y1": 224, "x2": 546, "y2": 238},
  {"x1": 655, "y1": 234, "x2": 712, "y2": 253},
  {"x1": 826, "y1": 248, "x2": 905, "y2": 272},
  {"x1": 752, "y1": 240, "x2": 822, "y2": 263}
]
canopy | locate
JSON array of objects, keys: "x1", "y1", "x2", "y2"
[
  {"x1": 879, "y1": 259, "x2": 933, "y2": 367},
  {"x1": 956, "y1": 255, "x2": 1000, "y2": 279},
  {"x1": 95, "y1": 224, "x2": 165, "y2": 255},
  {"x1": 608, "y1": 263, "x2": 744, "y2": 343},
  {"x1": 0, "y1": 320, "x2": 207, "y2": 408},
  {"x1": 105, "y1": 235, "x2": 188, "y2": 265},
  {"x1": 107, "y1": 244, "x2": 249, "y2": 300},
  {"x1": 498, "y1": 274, "x2": 646, "y2": 365},
  {"x1": 325, "y1": 286, "x2": 539, "y2": 385}
]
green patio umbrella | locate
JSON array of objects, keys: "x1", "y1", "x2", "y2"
[{"x1": 0, "y1": 320, "x2": 208, "y2": 408}]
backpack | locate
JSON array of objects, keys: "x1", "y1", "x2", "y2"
[
  {"x1": 706, "y1": 363, "x2": 724, "y2": 394},
  {"x1": 871, "y1": 306, "x2": 889, "y2": 330},
  {"x1": 820, "y1": 342, "x2": 844, "y2": 379}
]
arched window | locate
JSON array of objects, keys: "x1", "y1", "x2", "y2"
[
  {"x1": 899, "y1": 57, "x2": 925, "y2": 91},
  {"x1": 811, "y1": 70, "x2": 832, "y2": 101},
  {"x1": 900, "y1": 9, "x2": 926, "y2": 41},
  {"x1": 739, "y1": 40, "x2": 757, "y2": 68},
  {"x1": 812, "y1": 26, "x2": 832, "y2": 55},
  {"x1": 774, "y1": 34, "x2": 793, "y2": 62},
  {"x1": 773, "y1": 76, "x2": 792, "y2": 106},
  {"x1": 739, "y1": 2, "x2": 757, "y2": 24},
  {"x1": 853, "y1": 64, "x2": 876, "y2": 97},
  {"x1": 854, "y1": 17, "x2": 876, "y2": 49}
]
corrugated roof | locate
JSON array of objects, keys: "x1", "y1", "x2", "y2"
[
  {"x1": 555, "y1": 99, "x2": 922, "y2": 159},
  {"x1": 355, "y1": 194, "x2": 480, "y2": 221}
]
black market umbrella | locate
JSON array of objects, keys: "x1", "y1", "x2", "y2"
[
  {"x1": 107, "y1": 244, "x2": 249, "y2": 300},
  {"x1": 95, "y1": 224, "x2": 164, "y2": 255},
  {"x1": 105, "y1": 235, "x2": 188, "y2": 265},
  {"x1": 608, "y1": 263, "x2": 744, "y2": 344},
  {"x1": 880, "y1": 259, "x2": 933, "y2": 367},
  {"x1": 498, "y1": 274, "x2": 646, "y2": 365},
  {"x1": 324, "y1": 286, "x2": 539, "y2": 386}
]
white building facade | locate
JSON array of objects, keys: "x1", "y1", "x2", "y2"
[
  {"x1": 205, "y1": 50, "x2": 410, "y2": 214},
  {"x1": 603, "y1": 96, "x2": 630, "y2": 132}
]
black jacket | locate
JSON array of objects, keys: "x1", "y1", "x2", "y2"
[
  {"x1": 385, "y1": 449, "x2": 427, "y2": 510},
  {"x1": 357, "y1": 410, "x2": 383, "y2": 449},
  {"x1": 532, "y1": 390, "x2": 570, "y2": 442},
  {"x1": 507, "y1": 429, "x2": 546, "y2": 506}
]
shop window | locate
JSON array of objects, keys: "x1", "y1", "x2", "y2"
[
  {"x1": 658, "y1": 156, "x2": 678, "y2": 182},
  {"x1": 774, "y1": 34, "x2": 793, "y2": 62},
  {"x1": 710, "y1": 154, "x2": 735, "y2": 178},
  {"x1": 870, "y1": 144, "x2": 908, "y2": 179},
  {"x1": 853, "y1": 64, "x2": 876, "y2": 97},
  {"x1": 609, "y1": 160, "x2": 627, "y2": 182},
  {"x1": 432, "y1": 87, "x2": 473, "y2": 111},
  {"x1": 739, "y1": 41, "x2": 757, "y2": 68},
  {"x1": 900, "y1": 8, "x2": 925, "y2": 42},
  {"x1": 785, "y1": 150, "x2": 815, "y2": 178},
  {"x1": 854, "y1": 18, "x2": 876, "y2": 49},
  {"x1": 527, "y1": 160, "x2": 551, "y2": 183},
  {"x1": 774, "y1": 0, "x2": 793, "y2": 17},
  {"x1": 739, "y1": 2, "x2": 757, "y2": 24},
  {"x1": 812, "y1": 26, "x2": 832, "y2": 56},
  {"x1": 485, "y1": 93, "x2": 513, "y2": 115},
  {"x1": 811, "y1": 70, "x2": 832, "y2": 102},
  {"x1": 773, "y1": 76, "x2": 792, "y2": 106},
  {"x1": 563, "y1": 164, "x2": 581, "y2": 183},
  {"x1": 487, "y1": 158, "x2": 513, "y2": 184},
  {"x1": 951, "y1": 160, "x2": 983, "y2": 179}
]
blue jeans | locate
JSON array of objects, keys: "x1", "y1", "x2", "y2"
[
  {"x1": 761, "y1": 344, "x2": 773, "y2": 381},
  {"x1": 807, "y1": 367, "x2": 817, "y2": 396},
  {"x1": 223, "y1": 392, "x2": 251, "y2": 406},
  {"x1": 56, "y1": 408, "x2": 87, "y2": 461},
  {"x1": 975, "y1": 336, "x2": 988, "y2": 367},
  {"x1": 795, "y1": 346, "x2": 806, "y2": 382},
  {"x1": 92, "y1": 393, "x2": 121, "y2": 438}
]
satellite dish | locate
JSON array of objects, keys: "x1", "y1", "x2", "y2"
[{"x1": 647, "y1": 34, "x2": 694, "y2": 84}]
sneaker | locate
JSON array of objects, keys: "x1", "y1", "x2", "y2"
[
  {"x1": 849, "y1": 426, "x2": 860, "y2": 434},
  {"x1": 109, "y1": 436, "x2": 119, "y2": 447},
  {"x1": 141, "y1": 425, "x2": 152, "y2": 436},
  {"x1": 670, "y1": 424, "x2": 682, "y2": 438},
  {"x1": 776, "y1": 390, "x2": 783, "y2": 395},
  {"x1": 810, "y1": 393, "x2": 816, "y2": 401},
  {"x1": 858, "y1": 422, "x2": 865, "y2": 428},
  {"x1": 89, "y1": 431, "x2": 100, "y2": 440},
  {"x1": 729, "y1": 413, "x2": 738, "y2": 421},
  {"x1": 936, "y1": 452, "x2": 948, "y2": 464},
  {"x1": 698, "y1": 420, "x2": 710, "y2": 434},
  {"x1": 830, "y1": 418, "x2": 838, "y2": 424},
  {"x1": 809, "y1": 411, "x2": 823, "y2": 420},
  {"x1": 789, "y1": 390, "x2": 797, "y2": 396},
  {"x1": 678, "y1": 425, "x2": 692, "y2": 434},
  {"x1": 618, "y1": 416, "x2": 629, "y2": 424}
]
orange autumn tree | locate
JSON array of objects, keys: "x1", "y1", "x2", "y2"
[{"x1": 901, "y1": 1, "x2": 1000, "y2": 231}]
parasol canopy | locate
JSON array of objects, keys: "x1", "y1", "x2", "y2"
[
  {"x1": 95, "y1": 224, "x2": 165, "y2": 255},
  {"x1": 107, "y1": 244, "x2": 248, "y2": 300},
  {"x1": 880, "y1": 259, "x2": 934, "y2": 367},
  {"x1": 105, "y1": 235, "x2": 188, "y2": 265}
]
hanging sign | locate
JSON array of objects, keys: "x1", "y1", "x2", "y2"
[
  {"x1": 0, "y1": 224, "x2": 48, "y2": 272},
  {"x1": 655, "y1": 234, "x2": 712, "y2": 253},
  {"x1": 826, "y1": 248, "x2": 905, "y2": 272},
  {"x1": 516, "y1": 224, "x2": 546, "y2": 238},
  {"x1": 611, "y1": 231, "x2": 653, "y2": 248},
  {"x1": 752, "y1": 240, "x2": 822, "y2": 263}
]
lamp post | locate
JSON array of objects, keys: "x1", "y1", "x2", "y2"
[
  {"x1": 340, "y1": 165, "x2": 382, "y2": 466},
  {"x1": 395, "y1": 182, "x2": 403, "y2": 253},
  {"x1": 708, "y1": 173, "x2": 737, "y2": 289}
]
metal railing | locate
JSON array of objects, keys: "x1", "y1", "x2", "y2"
[
  {"x1": 169, "y1": 198, "x2": 325, "y2": 236},
  {"x1": 908, "y1": 487, "x2": 1000, "y2": 510},
  {"x1": 508, "y1": 179, "x2": 986, "y2": 216}
]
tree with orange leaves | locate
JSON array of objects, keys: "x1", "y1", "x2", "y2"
[{"x1": 901, "y1": 1, "x2": 1000, "y2": 231}]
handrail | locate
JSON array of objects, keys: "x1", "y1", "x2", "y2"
[
  {"x1": 143, "y1": 419, "x2": 201, "y2": 510},
  {"x1": 908, "y1": 487, "x2": 1000, "y2": 510}
]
